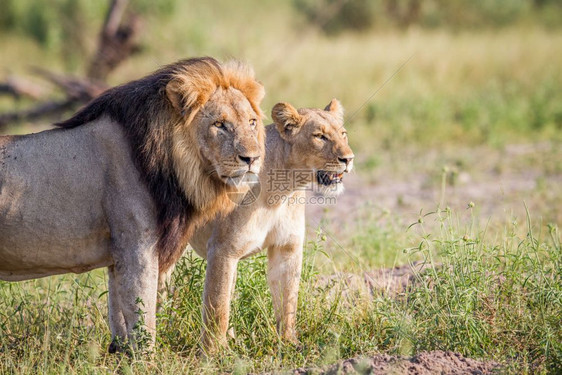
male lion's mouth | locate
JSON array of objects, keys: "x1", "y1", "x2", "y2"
[
  {"x1": 221, "y1": 173, "x2": 245, "y2": 180},
  {"x1": 221, "y1": 171, "x2": 257, "y2": 188},
  {"x1": 221, "y1": 174, "x2": 244, "y2": 184},
  {"x1": 317, "y1": 170, "x2": 344, "y2": 186}
]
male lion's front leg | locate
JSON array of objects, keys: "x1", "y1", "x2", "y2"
[
  {"x1": 110, "y1": 247, "x2": 159, "y2": 353},
  {"x1": 107, "y1": 265, "x2": 127, "y2": 353},
  {"x1": 267, "y1": 243, "x2": 303, "y2": 343},
  {"x1": 201, "y1": 249, "x2": 238, "y2": 353}
]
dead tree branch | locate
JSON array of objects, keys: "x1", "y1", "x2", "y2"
[
  {"x1": 0, "y1": 0, "x2": 142, "y2": 129},
  {"x1": 87, "y1": 0, "x2": 142, "y2": 81},
  {"x1": 0, "y1": 99, "x2": 79, "y2": 126},
  {"x1": 0, "y1": 77, "x2": 47, "y2": 100},
  {"x1": 0, "y1": 70, "x2": 109, "y2": 126},
  {"x1": 31, "y1": 68, "x2": 108, "y2": 101}
]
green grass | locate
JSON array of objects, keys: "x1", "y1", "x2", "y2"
[
  {"x1": 1, "y1": 1, "x2": 562, "y2": 373},
  {"x1": 1, "y1": 207, "x2": 560, "y2": 373}
]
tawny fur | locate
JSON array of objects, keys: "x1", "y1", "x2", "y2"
[
  {"x1": 0, "y1": 57, "x2": 265, "y2": 352},
  {"x1": 161, "y1": 99, "x2": 355, "y2": 352}
]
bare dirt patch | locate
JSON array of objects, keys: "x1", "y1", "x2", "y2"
[
  {"x1": 307, "y1": 142, "x2": 562, "y2": 234},
  {"x1": 317, "y1": 261, "x2": 435, "y2": 302},
  {"x1": 284, "y1": 350, "x2": 499, "y2": 374}
]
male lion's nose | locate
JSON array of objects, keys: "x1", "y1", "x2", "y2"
[{"x1": 238, "y1": 155, "x2": 260, "y2": 166}]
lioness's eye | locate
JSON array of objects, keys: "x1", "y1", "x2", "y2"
[
  {"x1": 213, "y1": 121, "x2": 224, "y2": 128},
  {"x1": 249, "y1": 119, "x2": 257, "y2": 127},
  {"x1": 342, "y1": 131, "x2": 347, "y2": 139}
]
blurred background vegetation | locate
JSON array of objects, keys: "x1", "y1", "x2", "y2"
[
  {"x1": 2, "y1": 0, "x2": 562, "y2": 50},
  {"x1": 1, "y1": 0, "x2": 561, "y2": 151},
  {"x1": 1, "y1": 0, "x2": 561, "y2": 236}
]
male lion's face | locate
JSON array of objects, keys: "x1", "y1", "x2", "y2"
[
  {"x1": 272, "y1": 99, "x2": 354, "y2": 197},
  {"x1": 195, "y1": 87, "x2": 264, "y2": 188}
]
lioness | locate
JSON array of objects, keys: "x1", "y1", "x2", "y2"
[
  {"x1": 0, "y1": 57, "x2": 265, "y2": 352},
  {"x1": 184, "y1": 99, "x2": 354, "y2": 351}
]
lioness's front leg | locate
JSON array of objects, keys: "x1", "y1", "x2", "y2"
[
  {"x1": 267, "y1": 243, "x2": 303, "y2": 343},
  {"x1": 201, "y1": 249, "x2": 238, "y2": 352}
]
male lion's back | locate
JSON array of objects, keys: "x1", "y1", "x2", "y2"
[{"x1": 0, "y1": 122, "x2": 125, "y2": 280}]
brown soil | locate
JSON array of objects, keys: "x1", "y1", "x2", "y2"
[{"x1": 286, "y1": 350, "x2": 499, "y2": 374}]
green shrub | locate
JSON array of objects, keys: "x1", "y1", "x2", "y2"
[
  {"x1": 293, "y1": 0, "x2": 562, "y2": 34},
  {"x1": 293, "y1": 0, "x2": 375, "y2": 35}
]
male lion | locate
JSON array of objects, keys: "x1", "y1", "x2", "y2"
[
  {"x1": 0, "y1": 57, "x2": 265, "y2": 352},
  {"x1": 175, "y1": 99, "x2": 354, "y2": 351}
]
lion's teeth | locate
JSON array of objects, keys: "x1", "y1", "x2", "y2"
[{"x1": 316, "y1": 170, "x2": 344, "y2": 185}]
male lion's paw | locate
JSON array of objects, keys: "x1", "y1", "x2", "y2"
[
  {"x1": 108, "y1": 340, "x2": 122, "y2": 354},
  {"x1": 108, "y1": 339, "x2": 140, "y2": 357}
]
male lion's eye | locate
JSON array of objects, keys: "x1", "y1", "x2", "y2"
[
  {"x1": 213, "y1": 121, "x2": 224, "y2": 128},
  {"x1": 314, "y1": 134, "x2": 328, "y2": 141},
  {"x1": 249, "y1": 119, "x2": 257, "y2": 127}
]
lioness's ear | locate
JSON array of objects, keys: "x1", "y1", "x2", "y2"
[
  {"x1": 324, "y1": 98, "x2": 344, "y2": 122},
  {"x1": 272, "y1": 102, "x2": 302, "y2": 139}
]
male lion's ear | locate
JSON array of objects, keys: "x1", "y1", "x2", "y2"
[
  {"x1": 272, "y1": 102, "x2": 302, "y2": 139},
  {"x1": 165, "y1": 78, "x2": 213, "y2": 121},
  {"x1": 166, "y1": 80, "x2": 186, "y2": 114},
  {"x1": 324, "y1": 98, "x2": 344, "y2": 122}
]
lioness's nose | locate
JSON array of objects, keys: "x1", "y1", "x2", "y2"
[
  {"x1": 338, "y1": 156, "x2": 354, "y2": 165},
  {"x1": 238, "y1": 155, "x2": 260, "y2": 166}
]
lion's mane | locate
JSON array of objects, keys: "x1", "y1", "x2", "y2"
[{"x1": 56, "y1": 57, "x2": 264, "y2": 272}]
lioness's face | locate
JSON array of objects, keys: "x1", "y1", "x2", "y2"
[
  {"x1": 272, "y1": 99, "x2": 354, "y2": 196},
  {"x1": 195, "y1": 87, "x2": 264, "y2": 187}
]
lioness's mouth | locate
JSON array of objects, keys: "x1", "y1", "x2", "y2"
[{"x1": 317, "y1": 170, "x2": 344, "y2": 186}]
